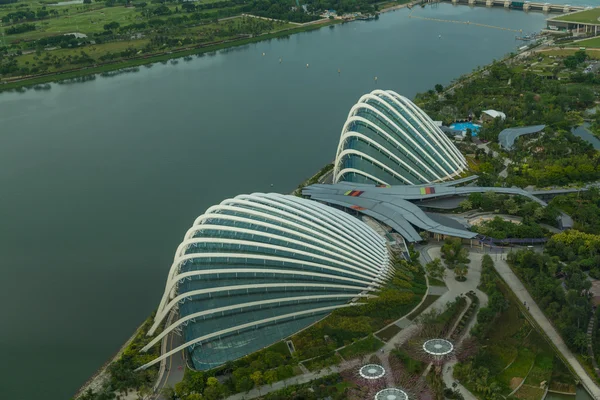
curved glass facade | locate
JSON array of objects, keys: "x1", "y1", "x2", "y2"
[
  {"x1": 141, "y1": 193, "x2": 391, "y2": 371},
  {"x1": 334, "y1": 89, "x2": 467, "y2": 186}
]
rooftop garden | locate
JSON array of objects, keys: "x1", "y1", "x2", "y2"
[{"x1": 552, "y1": 8, "x2": 600, "y2": 24}]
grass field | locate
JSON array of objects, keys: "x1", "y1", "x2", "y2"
[
  {"x1": 3, "y1": 6, "x2": 141, "y2": 42},
  {"x1": 338, "y1": 335, "x2": 384, "y2": 360},
  {"x1": 303, "y1": 352, "x2": 342, "y2": 372},
  {"x1": 0, "y1": 19, "x2": 338, "y2": 90},
  {"x1": 540, "y1": 48, "x2": 600, "y2": 59},
  {"x1": 574, "y1": 37, "x2": 600, "y2": 49},
  {"x1": 427, "y1": 277, "x2": 446, "y2": 287},
  {"x1": 553, "y1": 8, "x2": 600, "y2": 24},
  {"x1": 376, "y1": 324, "x2": 401, "y2": 342},
  {"x1": 406, "y1": 294, "x2": 440, "y2": 321}
]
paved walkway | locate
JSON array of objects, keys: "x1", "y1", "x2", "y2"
[
  {"x1": 587, "y1": 314, "x2": 600, "y2": 377},
  {"x1": 225, "y1": 364, "x2": 346, "y2": 400},
  {"x1": 420, "y1": 245, "x2": 489, "y2": 400},
  {"x1": 493, "y1": 254, "x2": 600, "y2": 399}
]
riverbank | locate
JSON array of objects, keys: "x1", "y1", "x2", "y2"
[
  {"x1": 0, "y1": 18, "x2": 339, "y2": 93},
  {"x1": 73, "y1": 321, "x2": 147, "y2": 399}
]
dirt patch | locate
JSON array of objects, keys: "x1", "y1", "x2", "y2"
[{"x1": 510, "y1": 377, "x2": 524, "y2": 390}]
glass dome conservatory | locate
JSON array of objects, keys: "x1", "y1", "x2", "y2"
[
  {"x1": 334, "y1": 89, "x2": 467, "y2": 186},
  {"x1": 138, "y1": 193, "x2": 391, "y2": 371}
]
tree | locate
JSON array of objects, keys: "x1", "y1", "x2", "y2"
[
  {"x1": 426, "y1": 258, "x2": 446, "y2": 280},
  {"x1": 264, "y1": 369, "x2": 278, "y2": 386},
  {"x1": 103, "y1": 21, "x2": 120, "y2": 31},
  {"x1": 454, "y1": 264, "x2": 468, "y2": 281},
  {"x1": 459, "y1": 199, "x2": 472, "y2": 211},
  {"x1": 160, "y1": 386, "x2": 176, "y2": 400},
  {"x1": 206, "y1": 377, "x2": 219, "y2": 387},
  {"x1": 435, "y1": 84, "x2": 444, "y2": 93},
  {"x1": 465, "y1": 128, "x2": 472, "y2": 142},
  {"x1": 441, "y1": 238, "x2": 470, "y2": 268}
]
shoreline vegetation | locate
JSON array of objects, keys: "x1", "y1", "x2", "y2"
[
  {"x1": 0, "y1": 0, "x2": 416, "y2": 92},
  {"x1": 0, "y1": 19, "x2": 338, "y2": 91}
]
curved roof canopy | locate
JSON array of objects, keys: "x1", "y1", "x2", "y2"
[
  {"x1": 498, "y1": 125, "x2": 545, "y2": 150},
  {"x1": 139, "y1": 193, "x2": 391, "y2": 371},
  {"x1": 482, "y1": 109, "x2": 506, "y2": 120},
  {"x1": 334, "y1": 89, "x2": 467, "y2": 186}
]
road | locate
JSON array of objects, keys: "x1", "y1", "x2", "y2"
[
  {"x1": 154, "y1": 330, "x2": 186, "y2": 399},
  {"x1": 492, "y1": 253, "x2": 600, "y2": 399}
]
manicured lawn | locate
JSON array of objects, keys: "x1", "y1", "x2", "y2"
[
  {"x1": 497, "y1": 347, "x2": 535, "y2": 394},
  {"x1": 4, "y1": 6, "x2": 140, "y2": 43},
  {"x1": 303, "y1": 352, "x2": 342, "y2": 372},
  {"x1": 338, "y1": 335, "x2": 384, "y2": 360},
  {"x1": 542, "y1": 49, "x2": 600, "y2": 59},
  {"x1": 575, "y1": 37, "x2": 600, "y2": 49},
  {"x1": 553, "y1": 8, "x2": 600, "y2": 24},
  {"x1": 17, "y1": 38, "x2": 149, "y2": 65},
  {"x1": 376, "y1": 324, "x2": 401, "y2": 342},
  {"x1": 514, "y1": 341, "x2": 554, "y2": 398},
  {"x1": 406, "y1": 294, "x2": 440, "y2": 321},
  {"x1": 428, "y1": 277, "x2": 446, "y2": 287}
]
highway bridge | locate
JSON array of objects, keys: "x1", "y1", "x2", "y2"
[{"x1": 440, "y1": 0, "x2": 588, "y2": 13}]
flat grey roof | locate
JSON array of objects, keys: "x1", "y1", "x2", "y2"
[{"x1": 499, "y1": 125, "x2": 545, "y2": 150}]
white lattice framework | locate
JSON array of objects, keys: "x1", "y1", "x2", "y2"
[
  {"x1": 334, "y1": 90, "x2": 468, "y2": 186},
  {"x1": 138, "y1": 193, "x2": 392, "y2": 371}
]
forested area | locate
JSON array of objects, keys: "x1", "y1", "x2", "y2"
[
  {"x1": 416, "y1": 57, "x2": 600, "y2": 188},
  {"x1": 455, "y1": 256, "x2": 564, "y2": 399},
  {"x1": 418, "y1": 60, "x2": 597, "y2": 130},
  {"x1": 550, "y1": 188, "x2": 600, "y2": 235},
  {"x1": 507, "y1": 249, "x2": 592, "y2": 354},
  {"x1": 458, "y1": 191, "x2": 560, "y2": 226},
  {"x1": 472, "y1": 217, "x2": 550, "y2": 240}
]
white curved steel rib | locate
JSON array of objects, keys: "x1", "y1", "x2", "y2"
[
  {"x1": 232, "y1": 194, "x2": 386, "y2": 262},
  {"x1": 394, "y1": 92, "x2": 466, "y2": 165},
  {"x1": 138, "y1": 303, "x2": 359, "y2": 371},
  {"x1": 142, "y1": 293, "x2": 371, "y2": 352},
  {"x1": 333, "y1": 89, "x2": 468, "y2": 183},
  {"x1": 205, "y1": 200, "x2": 385, "y2": 264},
  {"x1": 335, "y1": 167, "x2": 389, "y2": 186},
  {"x1": 384, "y1": 90, "x2": 466, "y2": 170},
  {"x1": 356, "y1": 93, "x2": 458, "y2": 176},
  {"x1": 176, "y1": 238, "x2": 382, "y2": 279},
  {"x1": 198, "y1": 197, "x2": 384, "y2": 262},
  {"x1": 177, "y1": 227, "x2": 377, "y2": 274},
  {"x1": 254, "y1": 193, "x2": 386, "y2": 254},
  {"x1": 336, "y1": 149, "x2": 418, "y2": 186},
  {"x1": 342, "y1": 103, "x2": 447, "y2": 181},
  {"x1": 350, "y1": 100, "x2": 452, "y2": 178},
  {"x1": 391, "y1": 92, "x2": 467, "y2": 169},
  {"x1": 152, "y1": 282, "x2": 375, "y2": 334},
  {"x1": 373, "y1": 90, "x2": 463, "y2": 173},
  {"x1": 194, "y1": 205, "x2": 383, "y2": 266},
  {"x1": 271, "y1": 193, "x2": 387, "y2": 253},
  {"x1": 168, "y1": 267, "x2": 381, "y2": 295},
  {"x1": 185, "y1": 217, "x2": 383, "y2": 273},
  {"x1": 336, "y1": 127, "x2": 430, "y2": 184},
  {"x1": 154, "y1": 249, "x2": 384, "y2": 331}
]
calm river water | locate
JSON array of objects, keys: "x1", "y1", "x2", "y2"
[{"x1": 0, "y1": 4, "x2": 563, "y2": 400}]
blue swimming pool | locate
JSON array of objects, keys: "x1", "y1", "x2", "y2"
[{"x1": 450, "y1": 122, "x2": 482, "y2": 136}]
